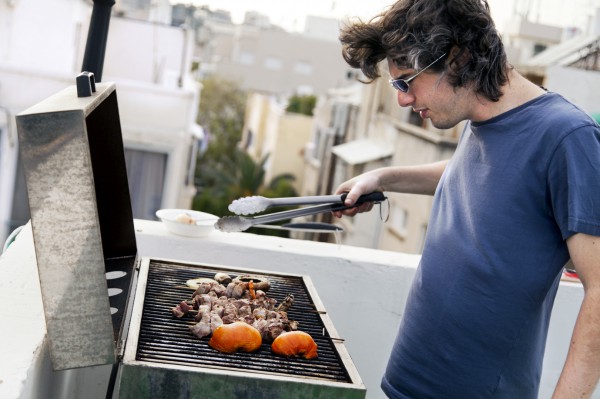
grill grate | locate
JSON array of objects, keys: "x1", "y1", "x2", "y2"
[{"x1": 135, "y1": 259, "x2": 352, "y2": 383}]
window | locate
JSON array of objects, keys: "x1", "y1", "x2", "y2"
[
  {"x1": 533, "y1": 43, "x2": 547, "y2": 56},
  {"x1": 264, "y1": 56, "x2": 282, "y2": 70},
  {"x1": 243, "y1": 129, "x2": 254, "y2": 151},
  {"x1": 296, "y1": 85, "x2": 314, "y2": 96},
  {"x1": 238, "y1": 51, "x2": 255, "y2": 65},
  {"x1": 124, "y1": 149, "x2": 167, "y2": 221},
  {"x1": 391, "y1": 207, "x2": 408, "y2": 236},
  {"x1": 294, "y1": 61, "x2": 313, "y2": 75},
  {"x1": 311, "y1": 127, "x2": 330, "y2": 163},
  {"x1": 186, "y1": 139, "x2": 201, "y2": 186}
]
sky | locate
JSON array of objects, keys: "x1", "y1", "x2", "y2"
[{"x1": 180, "y1": 0, "x2": 600, "y2": 34}]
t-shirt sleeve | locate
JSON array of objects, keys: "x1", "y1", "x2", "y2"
[{"x1": 548, "y1": 124, "x2": 600, "y2": 240}]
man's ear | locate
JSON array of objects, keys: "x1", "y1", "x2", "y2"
[{"x1": 447, "y1": 46, "x2": 470, "y2": 73}]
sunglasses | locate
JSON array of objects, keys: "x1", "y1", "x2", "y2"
[{"x1": 389, "y1": 53, "x2": 447, "y2": 93}]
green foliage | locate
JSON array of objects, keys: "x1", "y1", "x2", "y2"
[
  {"x1": 193, "y1": 149, "x2": 298, "y2": 237},
  {"x1": 197, "y1": 75, "x2": 247, "y2": 161},
  {"x1": 193, "y1": 76, "x2": 298, "y2": 237},
  {"x1": 286, "y1": 94, "x2": 317, "y2": 116}
]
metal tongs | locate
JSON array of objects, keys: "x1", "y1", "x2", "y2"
[{"x1": 215, "y1": 192, "x2": 386, "y2": 233}]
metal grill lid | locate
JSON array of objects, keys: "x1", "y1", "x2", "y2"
[{"x1": 16, "y1": 83, "x2": 137, "y2": 370}]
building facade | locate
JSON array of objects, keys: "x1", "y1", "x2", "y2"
[
  {"x1": 190, "y1": 8, "x2": 354, "y2": 97},
  {"x1": 0, "y1": 0, "x2": 201, "y2": 246}
]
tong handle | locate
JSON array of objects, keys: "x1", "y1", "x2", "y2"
[
  {"x1": 243, "y1": 192, "x2": 386, "y2": 226},
  {"x1": 341, "y1": 191, "x2": 386, "y2": 205},
  {"x1": 261, "y1": 191, "x2": 385, "y2": 208}
]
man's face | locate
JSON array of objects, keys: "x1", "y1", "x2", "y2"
[{"x1": 387, "y1": 57, "x2": 474, "y2": 129}]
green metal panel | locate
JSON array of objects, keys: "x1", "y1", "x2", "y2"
[{"x1": 118, "y1": 364, "x2": 366, "y2": 399}]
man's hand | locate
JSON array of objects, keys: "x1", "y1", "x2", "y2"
[{"x1": 333, "y1": 173, "x2": 383, "y2": 218}]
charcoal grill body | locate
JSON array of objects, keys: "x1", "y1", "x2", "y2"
[{"x1": 118, "y1": 258, "x2": 365, "y2": 399}]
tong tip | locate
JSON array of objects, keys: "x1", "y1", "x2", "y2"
[
  {"x1": 228, "y1": 196, "x2": 268, "y2": 215},
  {"x1": 214, "y1": 216, "x2": 250, "y2": 232}
]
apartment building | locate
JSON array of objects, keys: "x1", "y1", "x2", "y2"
[
  {"x1": 191, "y1": 8, "x2": 353, "y2": 97},
  {"x1": 0, "y1": 0, "x2": 201, "y2": 246},
  {"x1": 241, "y1": 93, "x2": 313, "y2": 193}
]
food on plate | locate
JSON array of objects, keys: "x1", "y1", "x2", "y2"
[
  {"x1": 175, "y1": 212, "x2": 195, "y2": 224},
  {"x1": 271, "y1": 331, "x2": 318, "y2": 359},
  {"x1": 208, "y1": 322, "x2": 262, "y2": 353}
]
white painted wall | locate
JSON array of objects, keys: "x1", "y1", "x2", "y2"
[{"x1": 545, "y1": 65, "x2": 600, "y2": 115}]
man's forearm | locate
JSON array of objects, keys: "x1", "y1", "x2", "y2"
[
  {"x1": 552, "y1": 288, "x2": 600, "y2": 398},
  {"x1": 378, "y1": 160, "x2": 448, "y2": 196}
]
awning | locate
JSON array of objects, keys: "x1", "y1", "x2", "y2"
[{"x1": 332, "y1": 139, "x2": 393, "y2": 165}]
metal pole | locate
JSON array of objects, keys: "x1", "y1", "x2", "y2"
[{"x1": 81, "y1": 0, "x2": 115, "y2": 82}]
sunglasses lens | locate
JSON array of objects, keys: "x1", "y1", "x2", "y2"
[{"x1": 391, "y1": 79, "x2": 408, "y2": 92}]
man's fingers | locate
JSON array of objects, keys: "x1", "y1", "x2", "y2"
[
  {"x1": 343, "y1": 190, "x2": 362, "y2": 206},
  {"x1": 334, "y1": 201, "x2": 374, "y2": 218}
]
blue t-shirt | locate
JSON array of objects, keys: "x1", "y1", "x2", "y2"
[{"x1": 381, "y1": 92, "x2": 600, "y2": 398}]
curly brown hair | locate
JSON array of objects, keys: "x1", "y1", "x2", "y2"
[{"x1": 339, "y1": 0, "x2": 509, "y2": 101}]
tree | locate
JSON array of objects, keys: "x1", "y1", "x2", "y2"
[
  {"x1": 286, "y1": 94, "x2": 317, "y2": 116},
  {"x1": 196, "y1": 75, "x2": 247, "y2": 162},
  {"x1": 193, "y1": 149, "x2": 298, "y2": 237},
  {"x1": 193, "y1": 76, "x2": 298, "y2": 236},
  {"x1": 193, "y1": 75, "x2": 246, "y2": 217}
]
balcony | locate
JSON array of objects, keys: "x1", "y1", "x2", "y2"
[{"x1": 0, "y1": 219, "x2": 591, "y2": 399}]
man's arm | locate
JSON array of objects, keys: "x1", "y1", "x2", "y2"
[
  {"x1": 332, "y1": 160, "x2": 448, "y2": 216},
  {"x1": 552, "y1": 233, "x2": 600, "y2": 398}
]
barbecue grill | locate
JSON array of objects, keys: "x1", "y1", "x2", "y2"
[{"x1": 16, "y1": 81, "x2": 366, "y2": 398}]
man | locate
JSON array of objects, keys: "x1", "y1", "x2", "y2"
[{"x1": 334, "y1": 0, "x2": 600, "y2": 398}]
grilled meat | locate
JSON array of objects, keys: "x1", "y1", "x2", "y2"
[
  {"x1": 171, "y1": 300, "x2": 191, "y2": 318},
  {"x1": 189, "y1": 311, "x2": 211, "y2": 338},
  {"x1": 173, "y1": 274, "x2": 299, "y2": 345},
  {"x1": 276, "y1": 294, "x2": 294, "y2": 312}
]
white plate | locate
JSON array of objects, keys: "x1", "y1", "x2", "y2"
[{"x1": 155, "y1": 209, "x2": 218, "y2": 237}]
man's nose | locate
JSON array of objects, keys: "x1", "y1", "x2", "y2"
[{"x1": 396, "y1": 90, "x2": 414, "y2": 107}]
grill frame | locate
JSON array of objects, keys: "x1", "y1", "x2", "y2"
[{"x1": 119, "y1": 257, "x2": 365, "y2": 398}]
